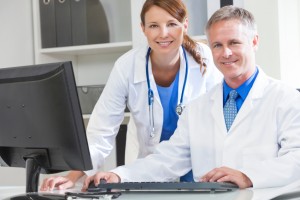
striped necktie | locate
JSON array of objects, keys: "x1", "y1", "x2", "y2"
[{"x1": 224, "y1": 90, "x2": 238, "y2": 131}]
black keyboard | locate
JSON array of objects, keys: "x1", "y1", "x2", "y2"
[{"x1": 87, "y1": 181, "x2": 239, "y2": 193}]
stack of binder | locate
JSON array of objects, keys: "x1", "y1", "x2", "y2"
[{"x1": 39, "y1": 0, "x2": 109, "y2": 48}]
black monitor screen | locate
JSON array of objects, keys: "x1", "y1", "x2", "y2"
[{"x1": 0, "y1": 61, "x2": 92, "y2": 193}]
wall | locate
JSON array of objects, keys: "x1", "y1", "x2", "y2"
[
  {"x1": 0, "y1": 0, "x2": 34, "y2": 68},
  {"x1": 0, "y1": 0, "x2": 34, "y2": 186},
  {"x1": 244, "y1": 0, "x2": 281, "y2": 80},
  {"x1": 245, "y1": 0, "x2": 300, "y2": 88},
  {"x1": 278, "y1": 0, "x2": 300, "y2": 88}
]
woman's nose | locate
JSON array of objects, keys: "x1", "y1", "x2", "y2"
[{"x1": 159, "y1": 26, "x2": 169, "y2": 38}]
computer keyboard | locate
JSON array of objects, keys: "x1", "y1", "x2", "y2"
[{"x1": 87, "y1": 181, "x2": 239, "y2": 193}]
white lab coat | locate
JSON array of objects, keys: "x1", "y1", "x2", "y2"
[
  {"x1": 111, "y1": 69, "x2": 300, "y2": 189},
  {"x1": 85, "y1": 43, "x2": 223, "y2": 175}
]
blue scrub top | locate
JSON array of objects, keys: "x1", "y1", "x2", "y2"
[{"x1": 157, "y1": 71, "x2": 193, "y2": 182}]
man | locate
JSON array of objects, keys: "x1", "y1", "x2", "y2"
[{"x1": 82, "y1": 6, "x2": 300, "y2": 189}]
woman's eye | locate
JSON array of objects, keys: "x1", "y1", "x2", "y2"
[
  {"x1": 168, "y1": 23, "x2": 178, "y2": 27},
  {"x1": 149, "y1": 24, "x2": 158, "y2": 28}
]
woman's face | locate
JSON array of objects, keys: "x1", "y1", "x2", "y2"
[{"x1": 141, "y1": 5, "x2": 188, "y2": 56}]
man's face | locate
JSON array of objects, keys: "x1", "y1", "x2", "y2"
[{"x1": 207, "y1": 19, "x2": 258, "y2": 88}]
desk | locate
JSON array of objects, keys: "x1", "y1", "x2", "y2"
[{"x1": 1, "y1": 180, "x2": 300, "y2": 200}]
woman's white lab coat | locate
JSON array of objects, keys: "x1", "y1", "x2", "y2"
[
  {"x1": 111, "y1": 69, "x2": 300, "y2": 188},
  {"x1": 85, "y1": 43, "x2": 222, "y2": 175}
]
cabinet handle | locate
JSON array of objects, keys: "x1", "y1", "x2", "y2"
[{"x1": 58, "y1": 0, "x2": 66, "y2": 3}]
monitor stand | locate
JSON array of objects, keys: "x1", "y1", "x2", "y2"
[{"x1": 23, "y1": 152, "x2": 50, "y2": 193}]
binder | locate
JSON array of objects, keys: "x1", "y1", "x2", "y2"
[
  {"x1": 220, "y1": 0, "x2": 233, "y2": 7},
  {"x1": 70, "y1": 0, "x2": 109, "y2": 46},
  {"x1": 55, "y1": 0, "x2": 72, "y2": 47},
  {"x1": 39, "y1": 0, "x2": 57, "y2": 48},
  {"x1": 39, "y1": 0, "x2": 109, "y2": 47}
]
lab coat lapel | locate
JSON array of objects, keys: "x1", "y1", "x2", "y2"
[
  {"x1": 178, "y1": 48, "x2": 185, "y2": 105},
  {"x1": 134, "y1": 46, "x2": 161, "y2": 107},
  {"x1": 229, "y1": 68, "x2": 267, "y2": 131},
  {"x1": 133, "y1": 47, "x2": 148, "y2": 84},
  {"x1": 180, "y1": 47, "x2": 200, "y2": 104},
  {"x1": 210, "y1": 84, "x2": 227, "y2": 132}
]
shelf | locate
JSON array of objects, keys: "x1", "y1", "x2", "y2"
[
  {"x1": 83, "y1": 113, "x2": 130, "y2": 126},
  {"x1": 39, "y1": 41, "x2": 133, "y2": 56}
]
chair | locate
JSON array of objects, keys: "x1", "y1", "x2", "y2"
[{"x1": 116, "y1": 124, "x2": 127, "y2": 166}]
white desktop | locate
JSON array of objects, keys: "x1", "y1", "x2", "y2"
[{"x1": 1, "y1": 180, "x2": 300, "y2": 200}]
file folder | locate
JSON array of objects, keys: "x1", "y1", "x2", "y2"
[
  {"x1": 55, "y1": 0, "x2": 72, "y2": 47},
  {"x1": 220, "y1": 0, "x2": 233, "y2": 7},
  {"x1": 70, "y1": 0, "x2": 109, "y2": 46},
  {"x1": 39, "y1": 0, "x2": 110, "y2": 48},
  {"x1": 39, "y1": 0, "x2": 57, "y2": 48}
]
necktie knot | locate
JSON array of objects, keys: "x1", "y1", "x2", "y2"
[
  {"x1": 228, "y1": 90, "x2": 238, "y2": 101},
  {"x1": 224, "y1": 90, "x2": 238, "y2": 131}
]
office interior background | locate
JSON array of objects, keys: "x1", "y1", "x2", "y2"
[{"x1": 0, "y1": 0, "x2": 299, "y2": 186}]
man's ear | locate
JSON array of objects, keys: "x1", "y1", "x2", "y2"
[{"x1": 252, "y1": 34, "x2": 259, "y2": 51}]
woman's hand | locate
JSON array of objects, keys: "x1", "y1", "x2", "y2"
[{"x1": 39, "y1": 171, "x2": 84, "y2": 191}]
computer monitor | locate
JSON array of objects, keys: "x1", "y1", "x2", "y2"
[{"x1": 0, "y1": 61, "x2": 93, "y2": 193}]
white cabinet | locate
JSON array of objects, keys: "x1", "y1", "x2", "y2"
[{"x1": 32, "y1": 0, "x2": 220, "y2": 86}]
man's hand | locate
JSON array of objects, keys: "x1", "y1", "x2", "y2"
[
  {"x1": 82, "y1": 172, "x2": 121, "y2": 192},
  {"x1": 200, "y1": 166, "x2": 253, "y2": 189}
]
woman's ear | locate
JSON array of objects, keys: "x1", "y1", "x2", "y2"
[
  {"x1": 141, "y1": 22, "x2": 146, "y2": 34},
  {"x1": 183, "y1": 17, "x2": 189, "y2": 34}
]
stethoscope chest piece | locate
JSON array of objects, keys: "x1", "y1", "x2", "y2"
[{"x1": 176, "y1": 104, "x2": 185, "y2": 116}]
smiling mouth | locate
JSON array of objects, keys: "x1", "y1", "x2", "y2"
[
  {"x1": 222, "y1": 60, "x2": 237, "y2": 65},
  {"x1": 157, "y1": 41, "x2": 172, "y2": 46}
]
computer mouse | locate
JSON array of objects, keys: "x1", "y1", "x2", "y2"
[
  {"x1": 88, "y1": 178, "x2": 107, "y2": 191},
  {"x1": 100, "y1": 178, "x2": 107, "y2": 184}
]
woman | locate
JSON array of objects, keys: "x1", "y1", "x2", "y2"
[{"x1": 40, "y1": 0, "x2": 222, "y2": 191}]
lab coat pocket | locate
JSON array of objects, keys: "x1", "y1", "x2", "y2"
[{"x1": 242, "y1": 144, "x2": 278, "y2": 166}]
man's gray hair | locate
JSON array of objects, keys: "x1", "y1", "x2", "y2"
[{"x1": 205, "y1": 6, "x2": 257, "y2": 36}]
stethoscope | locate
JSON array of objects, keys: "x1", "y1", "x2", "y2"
[{"x1": 146, "y1": 45, "x2": 188, "y2": 137}]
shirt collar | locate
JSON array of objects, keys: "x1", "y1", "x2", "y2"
[{"x1": 223, "y1": 67, "x2": 259, "y2": 102}]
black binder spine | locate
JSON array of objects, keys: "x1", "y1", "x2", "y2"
[
  {"x1": 39, "y1": 0, "x2": 109, "y2": 47},
  {"x1": 70, "y1": 0, "x2": 88, "y2": 46},
  {"x1": 220, "y1": 0, "x2": 233, "y2": 7},
  {"x1": 70, "y1": 0, "x2": 109, "y2": 46},
  {"x1": 39, "y1": 0, "x2": 57, "y2": 48},
  {"x1": 55, "y1": 0, "x2": 72, "y2": 47}
]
